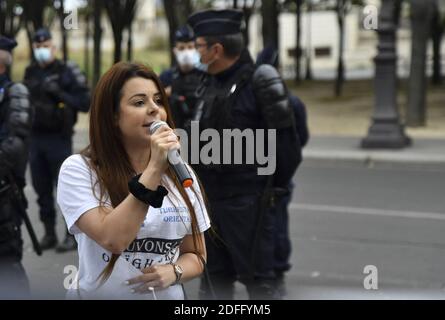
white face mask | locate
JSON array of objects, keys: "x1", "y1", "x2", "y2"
[
  {"x1": 33, "y1": 47, "x2": 52, "y2": 64},
  {"x1": 175, "y1": 49, "x2": 200, "y2": 68}
]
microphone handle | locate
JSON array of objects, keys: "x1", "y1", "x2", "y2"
[{"x1": 168, "y1": 149, "x2": 194, "y2": 188}]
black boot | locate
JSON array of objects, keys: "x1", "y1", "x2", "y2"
[
  {"x1": 40, "y1": 223, "x2": 57, "y2": 250},
  {"x1": 275, "y1": 271, "x2": 287, "y2": 299},
  {"x1": 247, "y1": 279, "x2": 282, "y2": 300},
  {"x1": 56, "y1": 233, "x2": 77, "y2": 253}
]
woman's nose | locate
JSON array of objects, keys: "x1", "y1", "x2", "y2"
[{"x1": 147, "y1": 102, "x2": 160, "y2": 115}]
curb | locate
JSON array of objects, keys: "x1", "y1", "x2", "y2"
[{"x1": 303, "y1": 150, "x2": 445, "y2": 167}]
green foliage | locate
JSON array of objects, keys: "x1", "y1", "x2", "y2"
[
  {"x1": 148, "y1": 35, "x2": 169, "y2": 51},
  {"x1": 193, "y1": 0, "x2": 214, "y2": 10}
]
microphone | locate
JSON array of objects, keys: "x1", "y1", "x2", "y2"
[{"x1": 149, "y1": 120, "x2": 194, "y2": 188}]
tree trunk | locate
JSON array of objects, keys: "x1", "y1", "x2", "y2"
[
  {"x1": 394, "y1": 0, "x2": 402, "y2": 26},
  {"x1": 295, "y1": 0, "x2": 302, "y2": 83},
  {"x1": 22, "y1": 0, "x2": 48, "y2": 60},
  {"x1": 431, "y1": 0, "x2": 443, "y2": 85},
  {"x1": 93, "y1": 0, "x2": 102, "y2": 87},
  {"x1": 25, "y1": 22, "x2": 34, "y2": 61},
  {"x1": 305, "y1": 1, "x2": 313, "y2": 80},
  {"x1": 0, "y1": 0, "x2": 21, "y2": 37},
  {"x1": 84, "y1": 11, "x2": 90, "y2": 84},
  {"x1": 335, "y1": 0, "x2": 346, "y2": 97},
  {"x1": 0, "y1": 0, "x2": 5, "y2": 35},
  {"x1": 113, "y1": 32, "x2": 122, "y2": 63},
  {"x1": 431, "y1": 26, "x2": 443, "y2": 85},
  {"x1": 164, "y1": 0, "x2": 179, "y2": 67},
  {"x1": 127, "y1": 24, "x2": 133, "y2": 61},
  {"x1": 104, "y1": 0, "x2": 137, "y2": 64},
  {"x1": 177, "y1": 0, "x2": 192, "y2": 26},
  {"x1": 59, "y1": 0, "x2": 69, "y2": 62},
  {"x1": 407, "y1": 0, "x2": 435, "y2": 126},
  {"x1": 261, "y1": 0, "x2": 279, "y2": 49}
]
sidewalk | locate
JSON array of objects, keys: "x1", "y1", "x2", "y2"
[{"x1": 304, "y1": 136, "x2": 445, "y2": 168}]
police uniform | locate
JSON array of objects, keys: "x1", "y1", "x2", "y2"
[
  {"x1": 187, "y1": 10, "x2": 302, "y2": 299},
  {"x1": 0, "y1": 36, "x2": 31, "y2": 298},
  {"x1": 23, "y1": 28, "x2": 90, "y2": 251},
  {"x1": 159, "y1": 26, "x2": 205, "y2": 129},
  {"x1": 256, "y1": 46, "x2": 310, "y2": 287}
]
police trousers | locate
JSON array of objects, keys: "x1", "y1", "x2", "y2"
[
  {"x1": 0, "y1": 196, "x2": 30, "y2": 299},
  {"x1": 29, "y1": 133, "x2": 72, "y2": 226},
  {"x1": 271, "y1": 181, "x2": 294, "y2": 274},
  {"x1": 199, "y1": 193, "x2": 279, "y2": 300}
]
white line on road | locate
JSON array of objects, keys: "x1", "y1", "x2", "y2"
[{"x1": 289, "y1": 203, "x2": 445, "y2": 221}]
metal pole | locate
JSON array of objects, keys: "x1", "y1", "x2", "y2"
[{"x1": 361, "y1": 0, "x2": 410, "y2": 149}]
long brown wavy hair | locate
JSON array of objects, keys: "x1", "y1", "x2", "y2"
[{"x1": 80, "y1": 62, "x2": 207, "y2": 283}]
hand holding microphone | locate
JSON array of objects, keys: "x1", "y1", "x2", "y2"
[{"x1": 149, "y1": 120, "x2": 193, "y2": 188}]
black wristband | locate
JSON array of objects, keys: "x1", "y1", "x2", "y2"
[{"x1": 128, "y1": 173, "x2": 168, "y2": 208}]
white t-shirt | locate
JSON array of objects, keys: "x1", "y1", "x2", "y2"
[{"x1": 56, "y1": 154, "x2": 210, "y2": 300}]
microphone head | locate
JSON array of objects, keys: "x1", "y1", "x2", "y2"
[{"x1": 149, "y1": 120, "x2": 168, "y2": 134}]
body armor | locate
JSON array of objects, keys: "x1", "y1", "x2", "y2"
[
  {"x1": 0, "y1": 81, "x2": 31, "y2": 260},
  {"x1": 169, "y1": 68, "x2": 204, "y2": 129}
]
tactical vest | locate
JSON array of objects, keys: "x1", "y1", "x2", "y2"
[
  {"x1": 0, "y1": 84, "x2": 24, "y2": 260},
  {"x1": 0, "y1": 81, "x2": 12, "y2": 137},
  {"x1": 26, "y1": 60, "x2": 78, "y2": 135},
  {"x1": 190, "y1": 63, "x2": 260, "y2": 175},
  {"x1": 170, "y1": 68, "x2": 204, "y2": 128}
]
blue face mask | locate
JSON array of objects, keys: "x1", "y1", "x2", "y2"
[
  {"x1": 195, "y1": 62, "x2": 209, "y2": 72},
  {"x1": 195, "y1": 52, "x2": 216, "y2": 73},
  {"x1": 33, "y1": 47, "x2": 52, "y2": 64}
]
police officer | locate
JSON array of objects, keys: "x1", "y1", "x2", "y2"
[
  {"x1": 24, "y1": 28, "x2": 90, "y2": 252},
  {"x1": 0, "y1": 35, "x2": 32, "y2": 298},
  {"x1": 159, "y1": 26, "x2": 204, "y2": 129},
  {"x1": 187, "y1": 10, "x2": 302, "y2": 299},
  {"x1": 257, "y1": 45, "x2": 310, "y2": 296}
]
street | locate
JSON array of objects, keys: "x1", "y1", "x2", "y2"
[
  {"x1": 20, "y1": 132, "x2": 445, "y2": 299},
  {"x1": 286, "y1": 161, "x2": 445, "y2": 299}
]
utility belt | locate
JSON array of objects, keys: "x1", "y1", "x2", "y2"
[
  {"x1": 0, "y1": 177, "x2": 22, "y2": 251},
  {"x1": 32, "y1": 100, "x2": 74, "y2": 135},
  {"x1": 0, "y1": 175, "x2": 8, "y2": 190},
  {"x1": 0, "y1": 174, "x2": 41, "y2": 256},
  {"x1": 0, "y1": 176, "x2": 13, "y2": 199}
]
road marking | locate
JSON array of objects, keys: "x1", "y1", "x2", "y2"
[{"x1": 289, "y1": 203, "x2": 445, "y2": 221}]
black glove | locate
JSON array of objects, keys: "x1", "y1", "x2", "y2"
[{"x1": 44, "y1": 79, "x2": 62, "y2": 101}]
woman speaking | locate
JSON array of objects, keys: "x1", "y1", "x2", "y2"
[{"x1": 57, "y1": 62, "x2": 210, "y2": 299}]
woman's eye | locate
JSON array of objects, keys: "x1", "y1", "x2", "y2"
[
  {"x1": 154, "y1": 98, "x2": 163, "y2": 106},
  {"x1": 135, "y1": 100, "x2": 144, "y2": 106}
]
